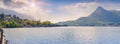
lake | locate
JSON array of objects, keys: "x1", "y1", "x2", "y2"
[{"x1": 3, "y1": 27, "x2": 120, "y2": 44}]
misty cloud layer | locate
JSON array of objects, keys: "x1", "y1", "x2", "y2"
[{"x1": 0, "y1": 0, "x2": 120, "y2": 23}]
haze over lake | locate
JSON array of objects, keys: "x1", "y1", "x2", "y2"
[{"x1": 3, "y1": 27, "x2": 120, "y2": 44}]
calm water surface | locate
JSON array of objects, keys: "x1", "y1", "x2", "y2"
[{"x1": 3, "y1": 27, "x2": 120, "y2": 44}]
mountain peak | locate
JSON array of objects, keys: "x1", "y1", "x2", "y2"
[
  {"x1": 96, "y1": 6, "x2": 105, "y2": 11},
  {"x1": 57, "y1": 6, "x2": 120, "y2": 26},
  {"x1": 89, "y1": 6, "x2": 107, "y2": 17}
]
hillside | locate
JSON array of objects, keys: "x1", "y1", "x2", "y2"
[
  {"x1": 57, "y1": 7, "x2": 120, "y2": 26},
  {"x1": 0, "y1": 13, "x2": 59, "y2": 28}
]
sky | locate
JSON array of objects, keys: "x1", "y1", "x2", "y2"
[{"x1": 0, "y1": 0, "x2": 120, "y2": 23}]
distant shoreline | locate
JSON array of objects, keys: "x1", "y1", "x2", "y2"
[{"x1": 2, "y1": 25, "x2": 120, "y2": 28}]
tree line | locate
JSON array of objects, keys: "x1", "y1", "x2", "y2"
[{"x1": 0, "y1": 13, "x2": 59, "y2": 28}]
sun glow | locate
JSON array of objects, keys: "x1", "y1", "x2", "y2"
[{"x1": 30, "y1": 3, "x2": 36, "y2": 7}]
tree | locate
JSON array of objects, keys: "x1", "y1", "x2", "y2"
[
  {"x1": 4, "y1": 20, "x2": 21, "y2": 28},
  {"x1": 42, "y1": 21, "x2": 53, "y2": 26},
  {"x1": 0, "y1": 13, "x2": 5, "y2": 20},
  {"x1": 13, "y1": 15, "x2": 17, "y2": 19}
]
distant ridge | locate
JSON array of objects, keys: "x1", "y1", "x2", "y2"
[
  {"x1": 57, "y1": 6, "x2": 120, "y2": 26},
  {"x1": 0, "y1": 8, "x2": 34, "y2": 20}
]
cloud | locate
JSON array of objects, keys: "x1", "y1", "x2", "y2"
[
  {"x1": 56, "y1": 2, "x2": 99, "y2": 22},
  {"x1": 1, "y1": 0, "x2": 118, "y2": 23},
  {"x1": 100, "y1": 3, "x2": 120, "y2": 11},
  {"x1": 1, "y1": 0, "x2": 29, "y2": 8},
  {"x1": 14, "y1": 6, "x2": 52, "y2": 21},
  {"x1": 0, "y1": 0, "x2": 52, "y2": 21},
  {"x1": 45, "y1": 0, "x2": 120, "y2": 4}
]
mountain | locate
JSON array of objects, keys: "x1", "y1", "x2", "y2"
[
  {"x1": 57, "y1": 6, "x2": 120, "y2": 26},
  {"x1": 0, "y1": 8, "x2": 34, "y2": 20}
]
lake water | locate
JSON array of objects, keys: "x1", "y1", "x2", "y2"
[{"x1": 3, "y1": 27, "x2": 120, "y2": 44}]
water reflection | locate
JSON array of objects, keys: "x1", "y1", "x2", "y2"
[
  {"x1": 96, "y1": 27, "x2": 120, "y2": 44},
  {"x1": 3, "y1": 27, "x2": 120, "y2": 44}
]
